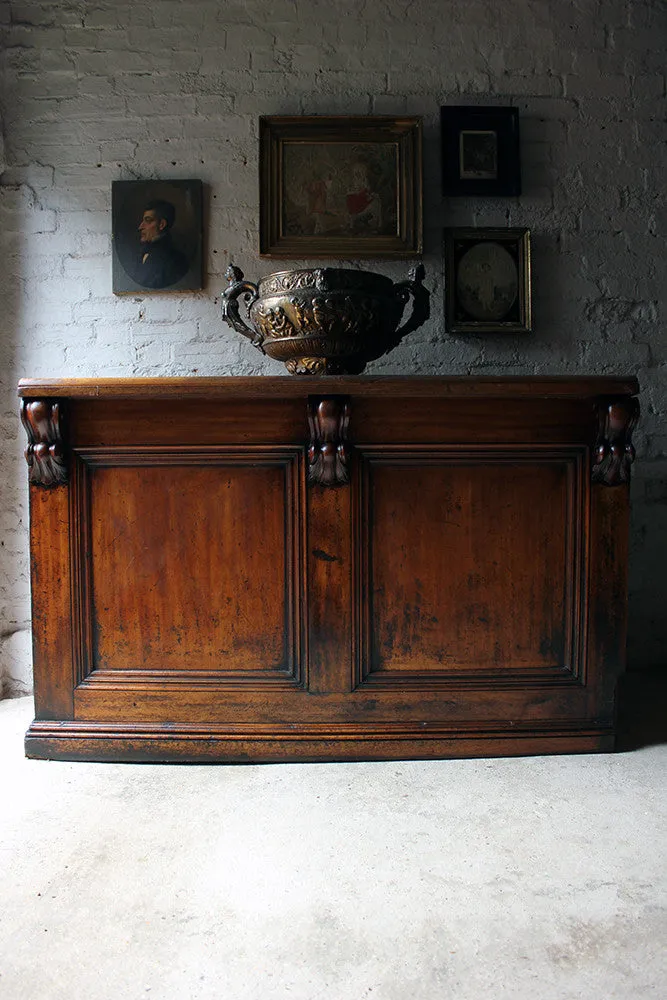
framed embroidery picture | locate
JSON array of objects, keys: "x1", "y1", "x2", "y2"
[
  {"x1": 444, "y1": 227, "x2": 531, "y2": 333},
  {"x1": 112, "y1": 179, "x2": 203, "y2": 294},
  {"x1": 259, "y1": 116, "x2": 423, "y2": 257},
  {"x1": 441, "y1": 107, "x2": 521, "y2": 196}
]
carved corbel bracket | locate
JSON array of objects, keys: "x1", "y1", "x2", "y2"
[
  {"x1": 307, "y1": 396, "x2": 351, "y2": 487},
  {"x1": 20, "y1": 399, "x2": 68, "y2": 487},
  {"x1": 592, "y1": 396, "x2": 639, "y2": 486}
]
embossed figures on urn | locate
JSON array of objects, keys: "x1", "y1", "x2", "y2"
[
  {"x1": 221, "y1": 264, "x2": 429, "y2": 375},
  {"x1": 307, "y1": 397, "x2": 351, "y2": 487},
  {"x1": 20, "y1": 399, "x2": 68, "y2": 487},
  {"x1": 593, "y1": 397, "x2": 640, "y2": 486}
]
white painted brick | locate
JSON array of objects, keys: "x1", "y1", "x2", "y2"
[
  {"x1": 98, "y1": 140, "x2": 139, "y2": 162},
  {"x1": 201, "y1": 46, "x2": 249, "y2": 73},
  {"x1": 0, "y1": 187, "x2": 57, "y2": 233},
  {"x1": 193, "y1": 95, "x2": 235, "y2": 117},
  {"x1": 10, "y1": 141, "x2": 96, "y2": 165},
  {"x1": 74, "y1": 296, "x2": 140, "y2": 323},
  {"x1": 372, "y1": 95, "x2": 408, "y2": 114},
  {"x1": 16, "y1": 69, "x2": 80, "y2": 98},
  {"x1": 0, "y1": 629, "x2": 32, "y2": 698},
  {"x1": 178, "y1": 70, "x2": 253, "y2": 96},
  {"x1": 56, "y1": 210, "x2": 111, "y2": 235},
  {"x1": 133, "y1": 340, "x2": 172, "y2": 366},
  {"x1": 34, "y1": 275, "x2": 92, "y2": 304},
  {"x1": 9, "y1": 3, "x2": 54, "y2": 25},
  {"x1": 113, "y1": 72, "x2": 184, "y2": 96},
  {"x1": 82, "y1": 8, "x2": 132, "y2": 29},
  {"x1": 64, "y1": 27, "x2": 101, "y2": 47},
  {"x1": 129, "y1": 94, "x2": 198, "y2": 117},
  {"x1": 0, "y1": 163, "x2": 54, "y2": 189}
]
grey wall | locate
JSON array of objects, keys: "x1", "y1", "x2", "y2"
[{"x1": 1, "y1": 0, "x2": 665, "y2": 694}]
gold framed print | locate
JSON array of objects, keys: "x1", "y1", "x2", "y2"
[{"x1": 259, "y1": 116, "x2": 423, "y2": 258}]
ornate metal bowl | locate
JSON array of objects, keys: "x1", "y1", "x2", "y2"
[{"x1": 221, "y1": 264, "x2": 429, "y2": 375}]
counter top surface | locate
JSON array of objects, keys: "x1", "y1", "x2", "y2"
[{"x1": 18, "y1": 375, "x2": 640, "y2": 399}]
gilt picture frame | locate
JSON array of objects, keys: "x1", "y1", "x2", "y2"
[
  {"x1": 441, "y1": 106, "x2": 521, "y2": 197},
  {"x1": 444, "y1": 227, "x2": 531, "y2": 334},
  {"x1": 112, "y1": 179, "x2": 203, "y2": 294},
  {"x1": 259, "y1": 116, "x2": 423, "y2": 258}
]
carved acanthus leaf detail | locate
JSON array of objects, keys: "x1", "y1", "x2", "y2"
[
  {"x1": 592, "y1": 397, "x2": 639, "y2": 486},
  {"x1": 20, "y1": 399, "x2": 68, "y2": 487},
  {"x1": 307, "y1": 397, "x2": 351, "y2": 487}
]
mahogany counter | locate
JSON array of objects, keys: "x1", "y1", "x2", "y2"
[{"x1": 18, "y1": 376, "x2": 639, "y2": 762}]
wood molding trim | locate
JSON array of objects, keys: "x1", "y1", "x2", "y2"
[{"x1": 25, "y1": 718, "x2": 615, "y2": 763}]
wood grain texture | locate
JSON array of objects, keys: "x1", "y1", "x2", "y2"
[
  {"x1": 357, "y1": 449, "x2": 587, "y2": 687},
  {"x1": 81, "y1": 451, "x2": 304, "y2": 683},
  {"x1": 21, "y1": 376, "x2": 638, "y2": 761},
  {"x1": 29, "y1": 485, "x2": 74, "y2": 719},
  {"x1": 306, "y1": 481, "x2": 353, "y2": 694},
  {"x1": 25, "y1": 721, "x2": 614, "y2": 763},
  {"x1": 18, "y1": 375, "x2": 639, "y2": 400}
]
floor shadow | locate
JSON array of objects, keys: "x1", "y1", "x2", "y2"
[{"x1": 616, "y1": 670, "x2": 667, "y2": 751}]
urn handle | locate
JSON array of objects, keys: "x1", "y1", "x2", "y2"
[
  {"x1": 221, "y1": 265, "x2": 264, "y2": 352},
  {"x1": 389, "y1": 264, "x2": 430, "y2": 352}
]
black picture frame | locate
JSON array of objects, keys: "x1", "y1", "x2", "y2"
[
  {"x1": 112, "y1": 179, "x2": 203, "y2": 294},
  {"x1": 444, "y1": 227, "x2": 531, "y2": 334},
  {"x1": 441, "y1": 106, "x2": 521, "y2": 196}
]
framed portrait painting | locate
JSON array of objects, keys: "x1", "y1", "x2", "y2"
[
  {"x1": 259, "y1": 116, "x2": 423, "y2": 257},
  {"x1": 444, "y1": 228, "x2": 531, "y2": 334},
  {"x1": 112, "y1": 179, "x2": 203, "y2": 294},
  {"x1": 441, "y1": 107, "x2": 521, "y2": 196}
]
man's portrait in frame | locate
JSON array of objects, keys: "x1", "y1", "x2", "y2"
[{"x1": 112, "y1": 179, "x2": 203, "y2": 294}]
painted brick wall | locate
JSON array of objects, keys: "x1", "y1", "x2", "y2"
[{"x1": 0, "y1": 0, "x2": 665, "y2": 694}]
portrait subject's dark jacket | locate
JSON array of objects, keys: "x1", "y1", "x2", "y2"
[{"x1": 136, "y1": 235, "x2": 188, "y2": 289}]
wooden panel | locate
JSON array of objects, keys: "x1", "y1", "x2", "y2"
[
  {"x1": 29, "y1": 485, "x2": 74, "y2": 719},
  {"x1": 306, "y1": 483, "x2": 353, "y2": 693},
  {"x1": 350, "y1": 398, "x2": 595, "y2": 445},
  {"x1": 585, "y1": 482, "x2": 631, "y2": 721},
  {"x1": 359, "y1": 449, "x2": 586, "y2": 686},
  {"x1": 68, "y1": 399, "x2": 306, "y2": 448},
  {"x1": 77, "y1": 450, "x2": 304, "y2": 683},
  {"x1": 21, "y1": 377, "x2": 638, "y2": 762}
]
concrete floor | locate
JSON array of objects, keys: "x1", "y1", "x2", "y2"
[{"x1": 1, "y1": 696, "x2": 666, "y2": 1000}]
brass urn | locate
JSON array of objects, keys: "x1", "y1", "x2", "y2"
[{"x1": 221, "y1": 264, "x2": 429, "y2": 375}]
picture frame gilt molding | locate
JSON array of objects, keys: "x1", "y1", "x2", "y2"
[
  {"x1": 259, "y1": 115, "x2": 423, "y2": 258},
  {"x1": 441, "y1": 106, "x2": 521, "y2": 197},
  {"x1": 444, "y1": 227, "x2": 531, "y2": 334}
]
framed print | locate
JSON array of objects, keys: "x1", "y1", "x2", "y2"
[
  {"x1": 441, "y1": 107, "x2": 521, "y2": 196},
  {"x1": 259, "y1": 116, "x2": 423, "y2": 258},
  {"x1": 444, "y1": 228, "x2": 531, "y2": 333},
  {"x1": 112, "y1": 179, "x2": 203, "y2": 294}
]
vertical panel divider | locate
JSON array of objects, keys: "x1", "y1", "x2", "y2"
[
  {"x1": 306, "y1": 473, "x2": 354, "y2": 696},
  {"x1": 70, "y1": 454, "x2": 93, "y2": 688},
  {"x1": 29, "y1": 483, "x2": 75, "y2": 720}
]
